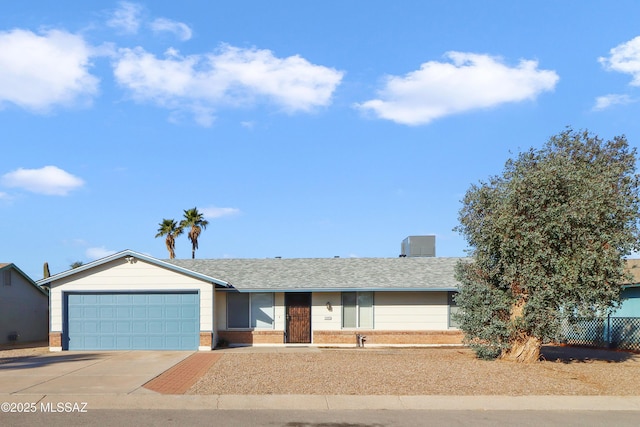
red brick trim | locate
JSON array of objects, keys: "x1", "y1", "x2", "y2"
[
  {"x1": 49, "y1": 332, "x2": 62, "y2": 347},
  {"x1": 199, "y1": 332, "x2": 213, "y2": 348},
  {"x1": 313, "y1": 330, "x2": 464, "y2": 345},
  {"x1": 218, "y1": 330, "x2": 285, "y2": 345}
]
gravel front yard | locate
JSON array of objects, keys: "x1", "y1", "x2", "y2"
[
  {"x1": 187, "y1": 346, "x2": 640, "y2": 396},
  {"x1": 2, "y1": 343, "x2": 639, "y2": 396}
]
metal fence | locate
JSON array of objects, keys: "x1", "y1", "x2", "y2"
[{"x1": 559, "y1": 317, "x2": 640, "y2": 352}]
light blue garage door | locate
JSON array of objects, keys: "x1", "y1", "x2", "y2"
[{"x1": 65, "y1": 292, "x2": 199, "y2": 350}]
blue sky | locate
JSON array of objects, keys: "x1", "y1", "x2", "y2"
[{"x1": 3, "y1": 1, "x2": 640, "y2": 279}]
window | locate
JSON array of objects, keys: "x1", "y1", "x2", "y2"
[
  {"x1": 342, "y1": 291, "x2": 373, "y2": 328},
  {"x1": 2, "y1": 270, "x2": 10, "y2": 286},
  {"x1": 448, "y1": 292, "x2": 460, "y2": 329},
  {"x1": 227, "y1": 292, "x2": 274, "y2": 329}
]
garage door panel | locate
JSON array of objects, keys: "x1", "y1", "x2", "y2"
[{"x1": 65, "y1": 292, "x2": 199, "y2": 350}]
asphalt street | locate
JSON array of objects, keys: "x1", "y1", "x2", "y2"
[{"x1": 2, "y1": 409, "x2": 640, "y2": 427}]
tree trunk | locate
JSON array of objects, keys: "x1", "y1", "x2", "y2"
[{"x1": 500, "y1": 335, "x2": 541, "y2": 363}]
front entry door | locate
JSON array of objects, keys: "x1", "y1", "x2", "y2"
[{"x1": 285, "y1": 293, "x2": 311, "y2": 343}]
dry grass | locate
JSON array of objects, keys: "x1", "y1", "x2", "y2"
[{"x1": 188, "y1": 346, "x2": 640, "y2": 396}]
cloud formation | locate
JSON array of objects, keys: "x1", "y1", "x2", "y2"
[
  {"x1": 150, "y1": 18, "x2": 192, "y2": 41},
  {"x1": 599, "y1": 36, "x2": 640, "y2": 85},
  {"x1": 356, "y1": 52, "x2": 559, "y2": 125},
  {"x1": 86, "y1": 246, "x2": 117, "y2": 260},
  {"x1": 1, "y1": 166, "x2": 85, "y2": 196},
  {"x1": 112, "y1": 44, "x2": 344, "y2": 125},
  {"x1": 107, "y1": 1, "x2": 143, "y2": 34},
  {"x1": 593, "y1": 94, "x2": 634, "y2": 111},
  {"x1": 0, "y1": 29, "x2": 98, "y2": 112},
  {"x1": 201, "y1": 206, "x2": 241, "y2": 219}
]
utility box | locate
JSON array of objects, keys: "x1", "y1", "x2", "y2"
[{"x1": 401, "y1": 235, "x2": 436, "y2": 257}]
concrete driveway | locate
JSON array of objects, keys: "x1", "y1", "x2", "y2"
[{"x1": 0, "y1": 351, "x2": 192, "y2": 395}]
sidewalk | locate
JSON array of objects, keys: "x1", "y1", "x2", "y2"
[{"x1": 2, "y1": 393, "x2": 640, "y2": 411}]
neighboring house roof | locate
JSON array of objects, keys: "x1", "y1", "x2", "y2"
[
  {"x1": 35, "y1": 249, "x2": 230, "y2": 287},
  {"x1": 625, "y1": 259, "x2": 640, "y2": 286},
  {"x1": 0, "y1": 263, "x2": 49, "y2": 296},
  {"x1": 167, "y1": 257, "x2": 466, "y2": 292}
]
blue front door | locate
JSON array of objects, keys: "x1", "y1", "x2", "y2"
[{"x1": 65, "y1": 292, "x2": 199, "y2": 350}]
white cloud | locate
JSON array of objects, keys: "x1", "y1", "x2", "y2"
[
  {"x1": 1, "y1": 166, "x2": 84, "y2": 196},
  {"x1": 593, "y1": 94, "x2": 634, "y2": 111},
  {"x1": 86, "y1": 246, "x2": 117, "y2": 260},
  {"x1": 0, "y1": 191, "x2": 9, "y2": 200},
  {"x1": 201, "y1": 206, "x2": 241, "y2": 219},
  {"x1": 356, "y1": 51, "x2": 559, "y2": 125},
  {"x1": 0, "y1": 29, "x2": 99, "y2": 112},
  {"x1": 107, "y1": 1, "x2": 143, "y2": 34},
  {"x1": 150, "y1": 18, "x2": 192, "y2": 41},
  {"x1": 112, "y1": 44, "x2": 343, "y2": 125},
  {"x1": 599, "y1": 36, "x2": 640, "y2": 85}
]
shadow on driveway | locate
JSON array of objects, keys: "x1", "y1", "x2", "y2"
[
  {"x1": 0, "y1": 353, "x2": 105, "y2": 370},
  {"x1": 541, "y1": 345, "x2": 638, "y2": 363}
]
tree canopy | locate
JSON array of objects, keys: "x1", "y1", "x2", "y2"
[
  {"x1": 180, "y1": 207, "x2": 209, "y2": 259},
  {"x1": 155, "y1": 218, "x2": 183, "y2": 259},
  {"x1": 454, "y1": 129, "x2": 640, "y2": 362}
]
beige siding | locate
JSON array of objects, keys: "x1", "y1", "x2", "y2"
[
  {"x1": 49, "y1": 258, "x2": 214, "y2": 332},
  {"x1": 311, "y1": 292, "x2": 342, "y2": 331},
  {"x1": 215, "y1": 291, "x2": 227, "y2": 330},
  {"x1": 273, "y1": 292, "x2": 286, "y2": 331},
  {"x1": 373, "y1": 291, "x2": 449, "y2": 330}
]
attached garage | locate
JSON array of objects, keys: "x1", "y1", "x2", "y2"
[
  {"x1": 38, "y1": 250, "x2": 229, "y2": 352},
  {"x1": 65, "y1": 292, "x2": 199, "y2": 350}
]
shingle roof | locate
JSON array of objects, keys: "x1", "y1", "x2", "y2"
[
  {"x1": 166, "y1": 257, "x2": 466, "y2": 292},
  {"x1": 625, "y1": 259, "x2": 640, "y2": 284}
]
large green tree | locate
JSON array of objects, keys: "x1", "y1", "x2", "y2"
[
  {"x1": 155, "y1": 218, "x2": 183, "y2": 259},
  {"x1": 454, "y1": 129, "x2": 640, "y2": 362},
  {"x1": 180, "y1": 207, "x2": 209, "y2": 259}
]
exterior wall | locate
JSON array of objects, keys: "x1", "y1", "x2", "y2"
[
  {"x1": 215, "y1": 290, "x2": 460, "y2": 346},
  {"x1": 374, "y1": 291, "x2": 449, "y2": 330},
  {"x1": 313, "y1": 330, "x2": 463, "y2": 345},
  {"x1": 614, "y1": 287, "x2": 640, "y2": 317},
  {"x1": 311, "y1": 292, "x2": 342, "y2": 332},
  {"x1": 49, "y1": 258, "x2": 215, "y2": 350},
  {"x1": 216, "y1": 291, "x2": 285, "y2": 347},
  {"x1": 0, "y1": 267, "x2": 48, "y2": 345}
]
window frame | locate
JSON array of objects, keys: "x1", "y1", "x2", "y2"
[
  {"x1": 226, "y1": 292, "x2": 275, "y2": 330},
  {"x1": 448, "y1": 291, "x2": 460, "y2": 329},
  {"x1": 341, "y1": 291, "x2": 374, "y2": 329}
]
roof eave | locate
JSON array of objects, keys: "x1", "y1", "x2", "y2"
[
  {"x1": 222, "y1": 287, "x2": 459, "y2": 293},
  {"x1": 35, "y1": 249, "x2": 230, "y2": 288}
]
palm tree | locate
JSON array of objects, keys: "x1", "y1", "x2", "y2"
[
  {"x1": 179, "y1": 207, "x2": 209, "y2": 259},
  {"x1": 155, "y1": 218, "x2": 183, "y2": 259}
]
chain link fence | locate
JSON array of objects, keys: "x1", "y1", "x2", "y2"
[{"x1": 558, "y1": 317, "x2": 640, "y2": 352}]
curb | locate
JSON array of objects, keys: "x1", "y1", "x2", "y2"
[{"x1": 2, "y1": 394, "x2": 640, "y2": 411}]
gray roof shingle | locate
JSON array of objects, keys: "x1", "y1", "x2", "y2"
[{"x1": 166, "y1": 257, "x2": 465, "y2": 292}]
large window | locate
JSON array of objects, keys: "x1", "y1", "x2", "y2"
[
  {"x1": 227, "y1": 292, "x2": 274, "y2": 329},
  {"x1": 342, "y1": 292, "x2": 373, "y2": 328},
  {"x1": 448, "y1": 291, "x2": 460, "y2": 329}
]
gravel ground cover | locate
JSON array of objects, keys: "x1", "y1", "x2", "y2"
[
  {"x1": 2, "y1": 343, "x2": 638, "y2": 396},
  {"x1": 187, "y1": 346, "x2": 640, "y2": 396}
]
